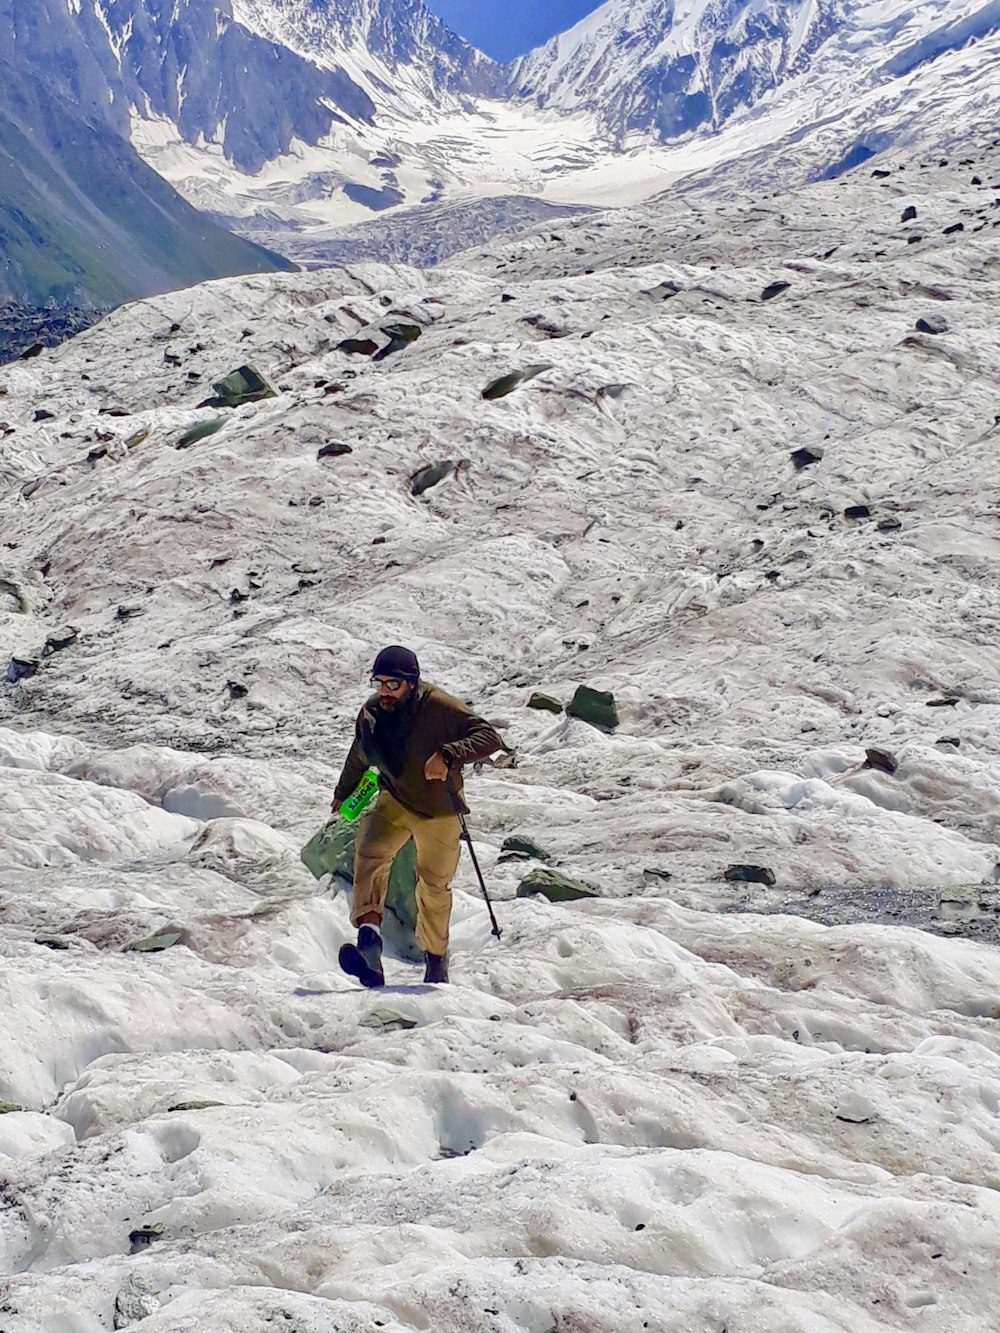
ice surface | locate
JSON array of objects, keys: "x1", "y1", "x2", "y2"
[{"x1": 1, "y1": 73, "x2": 1000, "y2": 1333}]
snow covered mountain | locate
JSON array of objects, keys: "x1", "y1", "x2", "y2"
[{"x1": 511, "y1": 0, "x2": 1000, "y2": 147}]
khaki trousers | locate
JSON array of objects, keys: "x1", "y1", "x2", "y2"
[{"x1": 352, "y1": 791, "x2": 461, "y2": 957}]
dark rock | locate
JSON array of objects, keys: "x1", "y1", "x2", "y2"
[
  {"x1": 598, "y1": 384, "x2": 627, "y2": 399},
  {"x1": 43, "y1": 627, "x2": 78, "y2": 655},
  {"x1": 411, "y1": 460, "x2": 455, "y2": 496},
  {"x1": 972, "y1": 176, "x2": 982, "y2": 185},
  {"x1": 641, "y1": 279, "x2": 683, "y2": 300},
  {"x1": 791, "y1": 446, "x2": 823, "y2": 470},
  {"x1": 926, "y1": 697, "x2": 960, "y2": 707},
  {"x1": 98, "y1": 407, "x2": 130, "y2": 417},
  {"x1": 373, "y1": 323, "x2": 422, "y2": 361},
  {"x1": 915, "y1": 315, "x2": 949, "y2": 335},
  {"x1": 317, "y1": 441, "x2": 353, "y2": 459},
  {"x1": 877, "y1": 517, "x2": 903, "y2": 532},
  {"x1": 6, "y1": 657, "x2": 39, "y2": 683},
  {"x1": 566, "y1": 684, "x2": 619, "y2": 730},
  {"x1": 116, "y1": 603, "x2": 145, "y2": 620},
  {"x1": 501, "y1": 294, "x2": 516, "y2": 302},
  {"x1": 936, "y1": 737, "x2": 961, "y2": 749},
  {"x1": 338, "y1": 338, "x2": 379, "y2": 356},
  {"x1": 226, "y1": 681, "x2": 249, "y2": 699},
  {"x1": 206, "y1": 365, "x2": 277, "y2": 409},
  {"x1": 176, "y1": 419, "x2": 224, "y2": 449},
  {"x1": 516, "y1": 868, "x2": 597, "y2": 902},
  {"x1": 642, "y1": 868, "x2": 674, "y2": 884},
  {"x1": 901, "y1": 206, "x2": 918, "y2": 222},
  {"x1": 500, "y1": 835, "x2": 552, "y2": 863},
  {"x1": 527, "y1": 692, "x2": 563, "y2": 714},
  {"x1": 482, "y1": 364, "x2": 553, "y2": 400},
  {"x1": 129, "y1": 931, "x2": 181, "y2": 952},
  {"x1": 33, "y1": 409, "x2": 57, "y2": 422},
  {"x1": 844, "y1": 505, "x2": 871, "y2": 519},
  {"x1": 871, "y1": 169, "x2": 892, "y2": 178},
  {"x1": 943, "y1": 223, "x2": 965, "y2": 235},
  {"x1": 129, "y1": 1223, "x2": 165, "y2": 1254},
  {"x1": 724, "y1": 864, "x2": 776, "y2": 885},
  {"x1": 864, "y1": 747, "x2": 898, "y2": 775},
  {"x1": 906, "y1": 235, "x2": 923, "y2": 245},
  {"x1": 760, "y1": 281, "x2": 791, "y2": 301},
  {"x1": 20, "y1": 343, "x2": 45, "y2": 359}
]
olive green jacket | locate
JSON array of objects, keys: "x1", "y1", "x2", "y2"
[{"x1": 333, "y1": 681, "x2": 504, "y2": 817}]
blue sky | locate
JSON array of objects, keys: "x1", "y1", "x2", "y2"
[{"x1": 424, "y1": 0, "x2": 604, "y2": 61}]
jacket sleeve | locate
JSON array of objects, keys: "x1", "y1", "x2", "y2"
[
  {"x1": 438, "y1": 704, "x2": 506, "y2": 769},
  {"x1": 333, "y1": 717, "x2": 370, "y2": 805}
]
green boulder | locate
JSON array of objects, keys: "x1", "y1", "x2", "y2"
[
  {"x1": 209, "y1": 365, "x2": 277, "y2": 409},
  {"x1": 566, "y1": 685, "x2": 619, "y2": 730},
  {"x1": 176, "y1": 419, "x2": 224, "y2": 449},
  {"x1": 482, "y1": 364, "x2": 553, "y2": 401},
  {"x1": 516, "y1": 868, "x2": 598, "y2": 903},
  {"x1": 527, "y1": 692, "x2": 563, "y2": 714},
  {"x1": 301, "y1": 817, "x2": 420, "y2": 961}
]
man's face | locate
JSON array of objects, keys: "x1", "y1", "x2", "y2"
[{"x1": 371, "y1": 676, "x2": 413, "y2": 712}]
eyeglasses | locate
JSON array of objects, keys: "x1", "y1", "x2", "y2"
[{"x1": 370, "y1": 676, "x2": 406, "y2": 691}]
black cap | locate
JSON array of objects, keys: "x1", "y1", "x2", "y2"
[{"x1": 372, "y1": 645, "x2": 420, "y2": 681}]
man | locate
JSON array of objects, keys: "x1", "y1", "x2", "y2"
[{"x1": 332, "y1": 645, "x2": 504, "y2": 988}]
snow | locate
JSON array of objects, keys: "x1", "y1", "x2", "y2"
[{"x1": 2, "y1": 60, "x2": 1000, "y2": 1333}]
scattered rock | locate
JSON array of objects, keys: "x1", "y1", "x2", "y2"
[
  {"x1": 877, "y1": 517, "x2": 902, "y2": 532},
  {"x1": 566, "y1": 685, "x2": 619, "y2": 730},
  {"x1": 338, "y1": 337, "x2": 379, "y2": 356},
  {"x1": 20, "y1": 343, "x2": 45, "y2": 360},
  {"x1": 844, "y1": 505, "x2": 871, "y2": 519},
  {"x1": 124, "y1": 428, "x2": 149, "y2": 450},
  {"x1": 760, "y1": 281, "x2": 791, "y2": 301},
  {"x1": 500, "y1": 835, "x2": 552, "y2": 863},
  {"x1": 943, "y1": 222, "x2": 965, "y2": 235},
  {"x1": 871, "y1": 168, "x2": 892, "y2": 179},
  {"x1": 5, "y1": 656, "x2": 39, "y2": 683},
  {"x1": 116, "y1": 602, "x2": 145, "y2": 620},
  {"x1": 901, "y1": 206, "x2": 918, "y2": 222},
  {"x1": 936, "y1": 737, "x2": 961, "y2": 749},
  {"x1": 724, "y1": 864, "x2": 776, "y2": 885},
  {"x1": 114, "y1": 1273, "x2": 161, "y2": 1327},
  {"x1": 597, "y1": 384, "x2": 627, "y2": 399},
  {"x1": 176, "y1": 419, "x2": 224, "y2": 449},
  {"x1": 916, "y1": 315, "x2": 949, "y2": 334},
  {"x1": 482, "y1": 364, "x2": 553, "y2": 400},
  {"x1": 32, "y1": 408, "x2": 56, "y2": 422},
  {"x1": 359, "y1": 1007, "x2": 418, "y2": 1033},
  {"x1": 907, "y1": 235, "x2": 924, "y2": 245},
  {"x1": 791, "y1": 446, "x2": 823, "y2": 470},
  {"x1": 35, "y1": 936, "x2": 71, "y2": 950},
  {"x1": 226, "y1": 682, "x2": 249, "y2": 699},
  {"x1": 864, "y1": 747, "x2": 898, "y2": 775},
  {"x1": 317, "y1": 441, "x2": 353, "y2": 459},
  {"x1": 205, "y1": 365, "x2": 277, "y2": 409},
  {"x1": 43, "y1": 627, "x2": 78, "y2": 655},
  {"x1": 527, "y1": 692, "x2": 563, "y2": 714},
  {"x1": 411, "y1": 460, "x2": 456, "y2": 496},
  {"x1": 926, "y1": 697, "x2": 960, "y2": 707},
  {"x1": 373, "y1": 323, "x2": 422, "y2": 361},
  {"x1": 0, "y1": 1102, "x2": 23, "y2": 1113},
  {"x1": 128, "y1": 931, "x2": 182, "y2": 952},
  {"x1": 128, "y1": 1223, "x2": 165, "y2": 1254},
  {"x1": 642, "y1": 868, "x2": 674, "y2": 884},
  {"x1": 516, "y1": 868, "x2": 598, "y2": 902},
  {"x1": 167, "y1": 1100, "x2": 224, "y2": 1112}
]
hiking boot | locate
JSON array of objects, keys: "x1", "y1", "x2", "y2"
[
  {"x1": 339, "y1": 925, "x2": 384, "y2": 988},
  {"x1": 423, "y1": 951, "x2": 449, "y2": 984}
]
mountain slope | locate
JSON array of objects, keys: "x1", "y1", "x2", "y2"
[{"x1": 0, "y1": 63, "x2": 294, "y2": 310}]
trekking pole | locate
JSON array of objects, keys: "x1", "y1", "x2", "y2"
[{"x1": 449, "y1": 785, "x2": 502, "y2": 940}]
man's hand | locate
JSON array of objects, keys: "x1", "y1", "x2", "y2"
[
  {"x1": 424, "y1": 751, "x2": 450, "y2": 782},
  {"x1": 330, "y1": 797, "x2": 340, "y2": 814}
]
